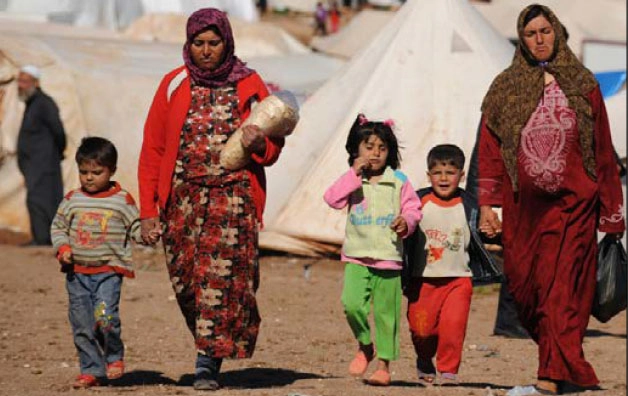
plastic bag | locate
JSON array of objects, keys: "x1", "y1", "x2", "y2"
[{"x1": 591, "y1": 235, "x2": 627, "y2": 323}]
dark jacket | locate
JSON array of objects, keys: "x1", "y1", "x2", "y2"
[
  {"x1": 403, "y1": 187, "x2": 503, "y2": 287},
  {"x1": 17, "y1": 88, "x2": 66, "y2": 179}
]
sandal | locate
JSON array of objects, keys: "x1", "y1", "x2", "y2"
[
  {"x1": 535, "y1": 379, "x2": 559, "y2": 395},
  {"x1": 72, "y1": 374, "x2": 100, "y2": 389},
  {"x1": 366, "y1": 369, "x2": 391, "y2": 386},
  {"x1": 416, "y1": 359, "x2": 436, "y2": 384},
  {"x1": 106, "y1": 360, "x2": 125, "y2": 380}
]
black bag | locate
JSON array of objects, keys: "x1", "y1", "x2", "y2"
[{"x1": 591, "y1": 235, "x2": 627, "y2": 323}]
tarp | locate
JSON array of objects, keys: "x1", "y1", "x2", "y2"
[
  {"x1": 595, "y1": 70, "x2": 627, "y2": 98},
  {"x1": 0, "y1": 20, "x2": 344, "y2": 234},
  {"x1": 260, "y1": 0, "x2": 515, "y2": 255}
]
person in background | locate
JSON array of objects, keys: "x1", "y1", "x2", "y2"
[
  {"x1": 478, "y1": 4, "x2": 625, "y2": 394},
  {"x1": 314, "y1": 2, "x2": 328, "y2": 36},
  {"x1": 329, "y1": 2, "x2": 342, "y2": 34},
  {"x1": 17, "y1": 64, "x2": 66, "y2": 246}
]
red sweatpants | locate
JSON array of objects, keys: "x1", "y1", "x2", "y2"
[{"x1": 406, "y1": 277, "x2": 472, "y2": 374}]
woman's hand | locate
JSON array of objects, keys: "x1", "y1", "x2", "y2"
[
  {"x1": 390, "y1": 216, "x2": 408, "y2": 237},
  {"x1": 241, "y1": 125, "x2": 266, "y2": 155},
  {"x1": 352, "y1": 156, "x2": 371, "y2": 176},
  {"x1": 479, "y1": 205, "x2": 502, "y2": 238},
  {"x1": 141, "y1": 217, "x2": 161, "y2": 245},
  {"x1": 608, "y1": 232, "x2": 625, "y2": 240}
]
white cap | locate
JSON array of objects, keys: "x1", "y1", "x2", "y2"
[{"x1": 20, "y1": 64, "x2": 41, "y2": 80}]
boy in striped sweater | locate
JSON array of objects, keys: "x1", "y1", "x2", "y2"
[{"x1": 51, "y1": 137, "x2": 141, "y2": 389}]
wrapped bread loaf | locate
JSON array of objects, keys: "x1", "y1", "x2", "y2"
[{"x1": 220, "y1": 91, "x2": 299, "y2": 170}]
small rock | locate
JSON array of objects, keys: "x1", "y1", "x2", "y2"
[
  {"x1": 167, "y1": 295, "x2": 176, "y2": 301},
  {"x1": 469, "y1": 344, "x2": 477, "y2": 350},
  {"x1": 31, "y1": 368, "x2": 43, "y2": 375},
  {"x1": 23, "y1": 363, "x2": 31, "y2": 368},
  {"x1": 61, "y1": 362, "x2": 70, "y2": 368},
  {"x1": 476, "y1": 344, "x2": 490, "y2": 351}
]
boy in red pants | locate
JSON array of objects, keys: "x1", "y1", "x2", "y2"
[{"x1": 403, "y1": 144, "x2": 500, "y2": 384}]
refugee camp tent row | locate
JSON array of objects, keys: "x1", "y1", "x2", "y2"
[
  {"x1": 0, "y1": 0, "x2": 260, "y2": 25},
  {"x1": 0, "y1": 19, "x2": 344, "y2": 235},
  {"x1": 260, "y1": 0, "x2": 516, "y2": 255}
]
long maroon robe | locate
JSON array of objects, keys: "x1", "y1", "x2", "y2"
[{"x1": 478, "y1": 82, "x2": 625, "y2": 387}]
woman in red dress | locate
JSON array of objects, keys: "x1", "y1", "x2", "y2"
[
  {"x1": 477, "y1": 4, "x2": 624, "y2": 394},
  {"x1": 138, "y1": 8, "x2": 283, "y2": 391}
]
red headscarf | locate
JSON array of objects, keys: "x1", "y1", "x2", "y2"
[{"x1": 183, "y1": 8, "x2": 254, "y2": 87}]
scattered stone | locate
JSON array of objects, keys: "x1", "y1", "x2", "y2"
[
  {"x1": 23, "y1": 363, "x2": 30, "y2": 368},
  {"x1": 61, "y1": 362, "x2": 70, "y2": 368},
  {"x1": 30, "y1": 368, "x2": 42, "y2": 374}
]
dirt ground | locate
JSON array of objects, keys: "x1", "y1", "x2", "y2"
[{"x1": 0, "y1": 242, "x2": 625, "y2": 396}]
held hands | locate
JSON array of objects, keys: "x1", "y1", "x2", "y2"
[
  {"x1": 240, "y1": 125, "x2": 266, "y2": 155},
  {"x1": 352, "y1": 156, "x2": 371, "y2": 176},
  {"x1": 141, "y1": 217, "x2": 161, "y2": 245},
  {"x1": 59, "y1": 250, "x2": 72, "y2": 265},
  {"x1": 390, "y1": 216, "x2": 408, "y2": 237},
  {"x1": 479, "y1": 205, "x2": 502, "y2": 238}
]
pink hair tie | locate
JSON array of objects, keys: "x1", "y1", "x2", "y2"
[
  {"x1": 383, "y1": 118, "x2": 395, "y2": 128},
  {"x1": 358, "y1": 114, "x2": 369, "y2": 125}
]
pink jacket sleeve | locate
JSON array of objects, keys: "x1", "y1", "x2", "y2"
[
  {"x1": 323, "y1": 168, "x2": 362, "y2": 209},
  {"x1": 399, "y1": 180, "x2": 422, "y2": 238}
]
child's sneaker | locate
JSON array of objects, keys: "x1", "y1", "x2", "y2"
[
  {"x1": 106, "y1": 360, "x2": 125, "y2": 380},
  {"x1": 416, "y1": 358, "x2": 436, "y2": 384},
  {"x1": 348, "y1": 349, "x2": 374, "y2": 376},
  {"x1": 72, "y1": 374, "x2": 100, "y2": 389}
]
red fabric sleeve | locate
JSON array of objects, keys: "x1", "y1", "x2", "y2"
[
  {"x1": 477, "y1": 116, "x2": 506, "y2": 207},
  {"x1": 589, "y1": 87, "x2": 626, "y2": 233},
  {"x1": 138, "y1": 71, "x2": 172, "y2": 219}
]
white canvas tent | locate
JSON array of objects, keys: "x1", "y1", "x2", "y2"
[
  {"x1": 260, "y1": 0, "x2": 515, "y2": 255},
  {"x1": 0, "y1": 20, "x2": 344, "y2": 234},
  {"x1": 606, "y1": 88, "x2": 627, "y2": 159},
  {"x1": 310, "y1": 9, "x2": 394, "y2": 59}
]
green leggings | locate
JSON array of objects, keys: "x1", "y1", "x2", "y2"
[{"x1": 341, "y1": 263, "x2": 401, "y2": 361}]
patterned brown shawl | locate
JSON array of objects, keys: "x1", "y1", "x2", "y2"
[{"x1": 481, "y1": 4, "x2": 598, "y2": 190}]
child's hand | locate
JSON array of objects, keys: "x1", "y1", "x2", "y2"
[
  {"x1": 59, "y1": 250, "x2": 73, "y2": 265},
  {"x1": 479, "y1": 205, "x2": 502, "y2": 238},
  {"x1": 352, "y1": 156, "x2": 371, "y2": 176},
  {"x1": 390, "y1": 215, "x2": 408, "y2": 236}
]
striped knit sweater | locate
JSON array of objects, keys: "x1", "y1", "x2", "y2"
[{"x1": 51, "y1": 182, "x2": 141, "y2": 277}]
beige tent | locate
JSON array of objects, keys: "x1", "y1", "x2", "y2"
[
  {"x1": 0, "y1": 20, "x2": 344, "y2": 234},
  {"x1": 124, "y1": 13, "x2": 309, "y2": 57},
  {"x1": 259, "y1": 0, "x2": 515, "y2": 255},
  {"x1": 310, "y1": 9, "x2": 394, "y2": 59},
  {"x1": 473, "y1": 0, "x2": 626, "y2": 59}
]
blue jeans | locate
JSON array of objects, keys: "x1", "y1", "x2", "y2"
[{"x1": 66, "y1": 272, "x2": 124, "y2": 377}]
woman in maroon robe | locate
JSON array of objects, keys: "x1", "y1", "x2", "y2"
[{"x1": 477, "y1": 4, "x2": 625, "y2": 394}]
